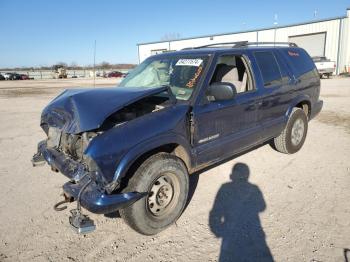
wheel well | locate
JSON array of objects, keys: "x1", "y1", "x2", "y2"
[
  {"x1": 296, "y1": 101, "x2": 311, "y2": 118},
  {"x1": 118, "y1": 144, "x2": 191, "y2": 192}
]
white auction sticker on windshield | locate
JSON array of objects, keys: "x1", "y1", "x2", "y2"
[{"x1": 176, "y1": 59, "x2": 203, "y2": 67}]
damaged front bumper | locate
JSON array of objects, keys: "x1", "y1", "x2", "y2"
[
  {"x1": 32, "y1": 141, "x2": 145, "y2": 214},
  {"x1": 62, "y1": 177, "x2": 144, "y2": 214}
]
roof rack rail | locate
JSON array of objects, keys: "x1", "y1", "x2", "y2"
[
  {"x1": 183, "y1": 41, "x2": 298, "y2": 50},
  {"x1": 235, "y1": 42, "x2": 298, "y2": 47}
]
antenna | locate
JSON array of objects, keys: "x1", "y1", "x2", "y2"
[
  {"x1": 93, "y1": 40, "x2": 96, "y2": 88},
  {"x1": 314, "y1": 9, "x2": 318, "y2": 18}
]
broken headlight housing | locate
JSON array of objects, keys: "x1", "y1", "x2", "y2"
[{"x1": 84, "y1": 155, "x2": 111, "y2": 192}]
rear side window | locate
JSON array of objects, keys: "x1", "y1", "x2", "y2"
[
  {"x1": 254, "y1": 51, "x2": 282, "y2": 87},
  {"x1": 282, "y1": 48, "x2": 316, "y2": 78}
]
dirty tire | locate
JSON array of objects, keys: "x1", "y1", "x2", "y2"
[
  {"x1": 120, "y1": 153, "x2": 189, "y2": 235},
  {"x1": 271, "y1": 108, "x2": 308, "y2": 154}
]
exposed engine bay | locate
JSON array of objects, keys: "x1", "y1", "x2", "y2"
[
  {"x1": 99, "y1": 95, "x2": 170, "y2": 131},
  {"x1": 47, "y1": 94, "x2": 171, "y2": 163},
  {"x1": 60, "y1": 131, "x2": 96, "y2": 161}
]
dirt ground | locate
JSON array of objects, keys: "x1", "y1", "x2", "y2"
[{"x1": 0, "y1": 77, "x2": 349, "y2": 262}]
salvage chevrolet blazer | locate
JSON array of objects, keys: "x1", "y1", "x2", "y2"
[{"x1": 32, "y1": 42, "x2": 323, "y2": 235}]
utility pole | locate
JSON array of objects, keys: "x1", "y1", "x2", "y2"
[
  {"x1": 93, "y1": 40, "x2": 96, "y2": 87},
  {"x1": 273, "y1": 14, "x2": 278, "y2": 45}
]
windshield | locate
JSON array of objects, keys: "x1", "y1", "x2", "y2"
[{"x1": 119, "y1": 55, "x2": 209, "y2": 100}]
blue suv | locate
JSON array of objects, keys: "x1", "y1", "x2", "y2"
[{"x1": 32, "y1": 42, "x2": 323, "y2": 235}]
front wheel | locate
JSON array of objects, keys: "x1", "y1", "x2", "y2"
[
  {"x1": 271, "y1": 108, "x2": 308, "y2": 154},
  {"x1": 120, "y1": 153, "x2": 189, "y2": 235}
]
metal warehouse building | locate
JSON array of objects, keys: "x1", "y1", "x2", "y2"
[{"x1": 138, "y1": 8, "x2": 350, "y2": 74}]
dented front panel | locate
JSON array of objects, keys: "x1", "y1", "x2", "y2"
[
  {"x1": 84, "y1": 104, "x2": 191, "y2": 183},
  {"x1": 36, "y1": 84, "x2": 191, "y2": 190},
  {"x1": 41, "y1": 86, "x2": 169, "y2": 134}
]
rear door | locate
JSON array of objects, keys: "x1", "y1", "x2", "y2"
[{"x1": 252, "y1": 50, "x2": 293, "y2": 140}]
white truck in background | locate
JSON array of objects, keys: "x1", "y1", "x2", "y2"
[{"x1": 313, "y1": 56, "x2": 336, "y2": 79}]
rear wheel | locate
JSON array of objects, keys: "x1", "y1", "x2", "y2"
[
  {"x1": 271, "y1": 108, "x2": 308, "y2": 154},
  {"x1": 120, "y1": 153, "x2": 189, "y2": 235}
]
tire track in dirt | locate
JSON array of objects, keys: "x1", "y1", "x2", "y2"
[{"x1": 315, "y1": 110, "x2": 350, "y2": 133}]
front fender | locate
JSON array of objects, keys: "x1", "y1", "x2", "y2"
[
  {"x1": 84, "y1": 104, "x2": 190, "y2": 187},
  {"x1": 112, "y1": 133, "x2": 192, "y2": 185}
]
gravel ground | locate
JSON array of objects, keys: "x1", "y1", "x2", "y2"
[{"x1": 0, "y1": 77, "x2": 349, "y2": 262}]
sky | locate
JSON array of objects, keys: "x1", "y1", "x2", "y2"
[{"x1": 0, "y1": 0, "x2": 349, "y2": 68}]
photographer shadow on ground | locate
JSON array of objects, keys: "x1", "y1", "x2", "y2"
[{"x1": 209, "y1": 163, "x2": 273, "y2": 262}]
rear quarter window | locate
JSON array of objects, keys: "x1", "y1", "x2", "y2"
[
  {"x1": 282, "y1": 48, "x2": 316, "y2": 78},
  {"x1": 254, "y1": 51, "x2": 282, "y2": 87}
]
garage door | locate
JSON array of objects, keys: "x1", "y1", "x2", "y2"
[{"x1": 289, "y1": 32, "x2": 326, "y2": 57}]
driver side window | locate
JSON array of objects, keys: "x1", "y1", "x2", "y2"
[{"x1": 210, "y1": 55, "x2": 254, "y2": 94}]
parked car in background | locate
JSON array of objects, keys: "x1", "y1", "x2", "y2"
[
  {"x1": 0, "y1": 73, "x2": 5, "y2": 80},
  {"x1": 3, "y1": 72, "x2": 13, "y2": 80},
  {"x1": 313, "y1": 56, "x2": 336, "y2": 78},
  {"x1": 106, "y1": 71, "x2": 124, "y2": 78},
  {"x1": 8, "y1": 73, "x2": 21, "y2": 80},
  {"x1": 19, "y1": 74, "x2": 30, "y2": 80},
  {"x1": 32, "y1": 41, "x2": 322, "y2": 235}
]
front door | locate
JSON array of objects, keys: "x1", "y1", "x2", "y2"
[{"x1": 192, "y1": 54, "x2": 262, "y2": 167}]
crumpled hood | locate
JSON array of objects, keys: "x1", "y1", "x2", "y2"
[{"x1": 41, "y1": 86, "x2": 168, "y2": 134}]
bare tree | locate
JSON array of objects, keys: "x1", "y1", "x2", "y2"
[
  {"x1": 99, "y1": 61, "x2": 112, "y2": 69},
  {"x1": 54, "y1": 62, "x2": 68, "y2": 68},
  {"x1": 69, "y1": 62, "x2": 81, "y2": 70}
]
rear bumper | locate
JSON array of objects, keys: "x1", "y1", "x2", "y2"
[
  {"x1": 33, "y1": 141, "x2": 145, "y2": 214},
  {"x1": 318, "y1": 69, "x2": 334, "y2": 74},
  {"x1": 310, "y1": 100, "x2": 323, "y2": 120}
]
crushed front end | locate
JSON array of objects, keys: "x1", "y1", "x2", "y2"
[
  {"x1": 32, "y1": 136, "x2": 144, "y2": 215},
  {"x1": 31, "y1": 87, "x2": 172, "y2": 232},
  {"x1": 32, "y1": 125, "x2": 146, "y2": 234}
]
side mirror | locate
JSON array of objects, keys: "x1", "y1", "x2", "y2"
[{"x1": 207, "y1": 82, "x2": 237, "y2": 102}]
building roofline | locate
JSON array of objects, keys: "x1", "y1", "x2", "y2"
[{"x1": 137, "y1": 15, "x2": 347, "y2": 46}]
